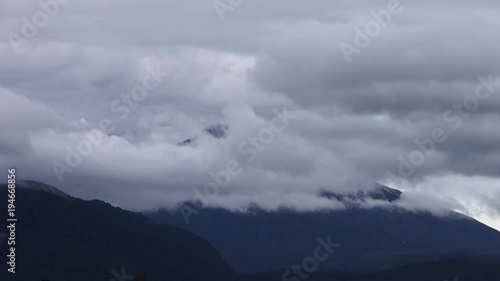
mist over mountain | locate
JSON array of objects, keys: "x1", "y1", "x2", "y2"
[
  {"x1": 319, "y1": 184, "x2": 403, "y2": 203},
  {"x1": 179, "y1": 123, "x2": 229, "y2": 146},
  {"x1": 2, "y1": 180, "x2": 500, "y2": 281},
  {"x1": 2, "y1": 1, "x2": 500, "y2": 280},
  {"x1": 151, "y1": 185, "x2": 500, "y2": 273}
]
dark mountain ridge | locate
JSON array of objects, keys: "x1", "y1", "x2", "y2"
[
  {"x1": 3, "y1": 180, "x2": 500, "y2": 281},
  {"x1": 319, "y1": 183, "x2": 403, "y2": 203},
  {"x1": 0, "y1": 182, "x2": 233, "y2": 281},
  {"x1": 150, "y1": 185, "x2": 500, "y2": 273}
]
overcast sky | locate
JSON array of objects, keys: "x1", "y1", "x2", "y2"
[{"x1": 1, "y1": 0, "x2": 500, "y2": 230}]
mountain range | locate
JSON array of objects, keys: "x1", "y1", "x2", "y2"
[
  {"x1": 150, "y1": 184, "x2": 500, "y2": 272},
  {"x1": 1, "y1": 181, "x2": 500, "y2": 281}
]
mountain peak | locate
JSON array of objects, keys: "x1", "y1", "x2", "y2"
[
  {"x1": 204, "y1": 123, "x2": 229, "y2": 139},
  {"x1": 319, "y1": 183, "x2": 402, "y2": 203},
  {"x1": 179, "y1": 123, "x2": 229, "y2": 146}
]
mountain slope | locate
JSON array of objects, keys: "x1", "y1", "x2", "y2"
[
  {"x1": 242, "y1": 259, "x2": 500, "y2": 281},
  {"x1": 0, "y1": 182, "x2": 234, "y2": 281},
  {"x1": 2, "y1": 181, "x2": 500, "y2": 281},
  {"x1": 150, "y1": 192, "x2": 500, "y2": 273}
]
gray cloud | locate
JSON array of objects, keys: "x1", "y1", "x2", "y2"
[{"x1": 0, "y1": 0, "x2": 499, "y2": 230}]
